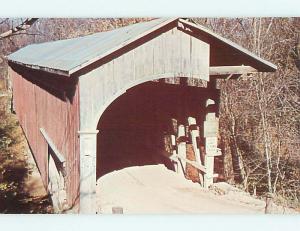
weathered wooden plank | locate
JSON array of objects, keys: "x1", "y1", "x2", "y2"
[
  {"x1": 164, "y1": 29, "x2": 173, "y2": 74},
  {"x1": 134, "y1": 45, "x2": 144, "y2": 80},
  {"x1": 209, "y1": 66, "x2": 258, "y2": 76},
  {"x1": 203, "y1": 99, "x2": 219, "y2": 188},
  {"x1": 180, "y1": 30, "x2": 191, "y2": 76},
  {"x1": 104, "y1": 61, "x2": 115, "y2": 100},
  {"x1": 152, "y1": 34, "x2": 165, "y2": 76},
  {"x1": 177, "y1": 125, "x2": 187, "y2": 176},
  {"x1": 170, "y1": 153, "x2": 206, "y2": 173},
  {"x1": 188, "y1": 117, "x2": 202, "y2": 165},
  {"x1": 144, "y1": 39, "x2": 155, "y2": 78},
  {"x1": 170, "y1": 134, "x2": 180, "y2": 172},
  {"x1": 40, "y1": 128, "x2": 66, "y2": 165},
  {"x1": 173, "y1": 29, "x2": 181, "y2": 77},
  {"x1": 188, "y1": 117, "x2": 204, "y2": 185},
  {"x1": 191, "y1": 36, "x2": 209, "y2": 80}
]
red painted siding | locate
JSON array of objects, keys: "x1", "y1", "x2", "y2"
[{"x1": 9, "y1": 65, "x2": 80, "y2": 208}]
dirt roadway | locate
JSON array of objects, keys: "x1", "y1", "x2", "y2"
[{"x1": 96, "y1": 164, "x2": 270, "y2": 214}]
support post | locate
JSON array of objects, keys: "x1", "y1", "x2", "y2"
[
  {"x1": 188, "y1": 117, "x2": 204, "y2": 186},
  {"x1": 78, "y1": 130, "x2": 99, "y2": 214},
  {"x1": 177, "y1": 125, "x2": 187, "y2": 176},
  {"x1": 203, "y1": 99, "x2": 219, "y2": 188},
  {"x1": 170, "y1": 135, "x2": 179, "y2": 172}
]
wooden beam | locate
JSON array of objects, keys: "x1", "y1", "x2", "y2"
[
  {"x1": 209, "y1": 66, "x2": 257, "y2": 76},
  {"x1": 40, "y1": 128, "x2": 66, "y2": 165},
  {"x1": 177, "y1": 125, "x2": 187, "y2": 176},
  {"x1": 188, "y1": 117, "x2": 204, "y2": 185},
  {"x1": 170, "y1": 154, "x2": 206, "y2": 173},
  {"x1": 203, "y1": 99, "x2": 219, "y2": 189}
]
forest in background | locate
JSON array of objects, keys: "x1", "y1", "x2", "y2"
[{"x1": 0, "y1": 18, "x2": 299, "y2": 211}]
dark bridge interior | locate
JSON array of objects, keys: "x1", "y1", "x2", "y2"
[{"x1": 96, "y1": 80, "x2": 212, "y2": 179}]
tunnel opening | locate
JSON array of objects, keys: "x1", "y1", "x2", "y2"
[{"x1": 96, "y1": 78, "x2": 217, "y2": 180}]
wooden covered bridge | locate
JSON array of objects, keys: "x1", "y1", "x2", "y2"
[{"x1": 7, "y1": 18, "x2": 276, "y2": 213}]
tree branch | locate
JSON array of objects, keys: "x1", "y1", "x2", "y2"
[{"x1": 0, "y1": 18, "x2": 38, "y2": 39}]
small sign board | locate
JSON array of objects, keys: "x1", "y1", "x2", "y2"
[
  {"x1": 205, "y1": 137, "x2": 218, "y2": 156},
  {"x1": 203, "y1": 119, "x2": 218, "y2": 137}
]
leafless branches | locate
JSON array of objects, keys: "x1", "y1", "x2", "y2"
[
  {"x1": 208, "y1": 18, "x2": 300, "y2": 207},
  {"x1": 0, "y1": 18, "x2": 38, "y2": 39}
]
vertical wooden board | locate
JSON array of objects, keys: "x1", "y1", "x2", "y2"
[
  {"x1": 46, "y1": 90, "x2": 52, "y2": 138},
  {"x1": 90, "y1": 66, "x2": 106, "y2": 128},
  {"x1": 62, "y1": 101, "x2": 69, "y2": 151},
  {"x1": 140, "y1": 43, "x2": 148, "y2": 78},
  {"x1": 112, "y1": 55, "x2": 122, "y2": 91},
  {"x1": 122, "y1": 50, "x2": 135, "y2": 85},
  {"x1": 68, "y1": 83, "x2": 80, "y2": 206},
  {"x1": 107, "y1": 60, "x2": 118, "y2": 95},
  {"x1": 92, "y1": 68, "x2": 100, "y2": 101},
  {"x1": 103, "y1": 62, "x2": 115, "y2": 104},
  {"x1": 164, "y1": 29, "x2": 174, "y2": 74},
  {"x1": 134, "y1": 45, "x2": 145, "y2": 81},
  {"x1": 41, "y1": 88, "x2": 49, "y2": 184},
  {"x1": 153, "y1": 34, "x2": 165, "y2": 76},
  {"x1": 88, "y1": 68, "x2": 102, "y2": 113},
  {"x1": 35, "y1": 85, "x2": 47, "y2": 185},
  {"x1": 99, "y1": 67, "x2": 107, "y2": 116},
  {"x1": 191, "y1": 37, "x2": 209, "y2": 80},
  {"x1": 180, "y1": 30, "x2": 191, "y2": 77},
  {"x1": 31, "y1": 82, "x2": 37, "y2": 153},
  {"x1": 142, "y1": 39, "x2": 155, "y2": 78},
  {"x1": 101, "y1": 66, "x2": 111, "y2": 105},
  {"x1": 80, "y1": 68, "x2": 100, "y2": 129},
  {"x1": 74, "y1": 87, "x2": 80, "y2": 206},
  {"x1": 112, "y1": 50, "x2": 135, "y2": 90},
  {"x1": 48, "y1": 92, "x2": 57, "y2": 141},
  {"x1": 98, "y1": 67, "x2": 106, "y2": 105},
  {"x1": 177, "y1": 124, "x2": 187, "y2": 175},
  {"x1": 113, "y1": 57, "x2": 122, "y2": 92},
  {"x1": 171, "y1": 29, "x2": 181, "y2": 76}
]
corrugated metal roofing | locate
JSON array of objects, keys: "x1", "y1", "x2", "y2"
[{"x1": 8, "y1": 18, "x2": 176, "y2": 76}]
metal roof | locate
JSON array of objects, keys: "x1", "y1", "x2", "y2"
[
  {"x1": 8, "y1": 18, "x2": 176, "y2": 76},
  {"x1": 8, "y1": 18, "x2": 276, "y2": 77}
]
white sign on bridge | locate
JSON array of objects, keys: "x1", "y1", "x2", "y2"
[{"x1": 205, "y1": 137, "x2": 218, "y2": 156}]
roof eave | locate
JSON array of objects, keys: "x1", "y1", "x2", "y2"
[
  {"x1": 178, "y1": 18, "x2": 277, "y2": 73},
  {"x1": 8, "y1": 60, "x2": 71, "y2": 77}
]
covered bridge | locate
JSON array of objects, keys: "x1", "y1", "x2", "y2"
[{"x1": 7, "y1": 18, "x2": 276, "y2": 213}]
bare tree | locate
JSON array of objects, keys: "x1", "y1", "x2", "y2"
[{"x1": 0, "y1": 18, "x2": 38, "y2": 39}]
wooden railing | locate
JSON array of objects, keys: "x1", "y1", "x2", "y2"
[{"x1": 166, "y1": 99, "x2": 222, "y2": 188}]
